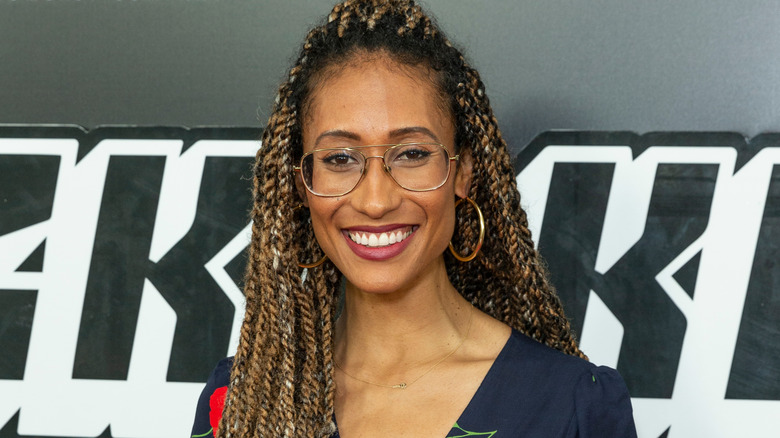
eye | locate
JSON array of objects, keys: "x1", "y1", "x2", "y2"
[
  {"x1": 396, "y1": 148, "x2": 431, "y2": 161},
  {"x1": 323, "y1": 153, "x2": 353, "y2": 165},
  {"x1": 390, "y1": 144, "x2": 439, "y2": 166},
  {"x1": 317, "y1": 149, "x2": 361, "y2": 170}
]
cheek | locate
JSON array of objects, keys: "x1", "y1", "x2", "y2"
[
  {"x1": 423, "y1": 196, "x2": 457, "y2": 241},
  {"x1": 307, "y1": 198, "x2": 341, "y2": 246},
  {"x1": 441, "y1": 203, "x2": 457, "y2": 240}
]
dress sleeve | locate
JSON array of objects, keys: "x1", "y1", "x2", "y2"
[
  {"x1": 569, "y1": 365, "x2": 637, "y2": 438},
  {"x1": 191, "y1": 357, "x2": 233, "y2": 438}
]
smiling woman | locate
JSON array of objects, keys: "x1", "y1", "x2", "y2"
[{"x1": 191, "y1": 1, "x2": 637, "y2": 437}]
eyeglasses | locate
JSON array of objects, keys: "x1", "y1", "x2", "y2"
[{"x1": 294, "y1": 142, "x2": 459, "y2": 197}]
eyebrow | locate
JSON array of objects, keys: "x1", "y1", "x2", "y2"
[
  {"x1": 313, "y1": 126, "x2": 442, "y2": 147},
  {"x1": 389, "y1": 126, "x2": 442, "y2": 143},
  {"x1": 313, "y1": 130, "x2": 361, "y2": 146}
]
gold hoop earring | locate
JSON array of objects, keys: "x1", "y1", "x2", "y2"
[
  {"x1": 448, "y1": 197, "x2": 485, "y2": 262},
  {"x1": 298, "y1": 254, "x2": 328, "y2": 269}
]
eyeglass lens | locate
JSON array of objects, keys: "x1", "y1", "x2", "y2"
[{"x1": 301, "y1": 143, "x2": 452, "y2": 196}]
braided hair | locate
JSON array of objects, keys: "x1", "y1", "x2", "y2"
[{"x1": 218, "y1": 1, "x2": 585, "y2": 436}]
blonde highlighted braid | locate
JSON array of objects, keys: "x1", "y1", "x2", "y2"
[{"x1": 218, "y1": 1, "x2": 585, "y2": 437}]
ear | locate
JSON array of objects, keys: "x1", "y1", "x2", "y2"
[
  {"x1": 453, "y1": 148, "x2": 473, "y2": 199},
  {"x1": 294, "y1": 171, "x2": 310, "y2": 207}
]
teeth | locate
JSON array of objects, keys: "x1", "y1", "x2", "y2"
[{"x1": 349, "y1": 228, "x2": 412, "y2": 248}]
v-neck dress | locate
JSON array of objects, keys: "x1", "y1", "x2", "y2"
[{"x1": 191, "y1": 330, "x2": 637, "y2": 438}]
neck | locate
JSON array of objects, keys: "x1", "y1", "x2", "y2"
[{"x1": 335, "y1": 258, "x2": 471, "y2": 369}]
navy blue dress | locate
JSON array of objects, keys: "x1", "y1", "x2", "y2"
[{"x1": 192, "y1": 330, "x2": 637, "y2": 437}]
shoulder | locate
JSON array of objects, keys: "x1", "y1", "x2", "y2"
[
  {"x1": 502, "y1": 329, "x2": 598, "y2": 381},
  {"x1": 207, "y1": 357, "x2": 233, "y2": 386},
  {"x1": 197, "y1": 356, "x2": 233, "y2": 397},
  {"x1": 502, "y1": 329, "x2": 633, "y2": 401},
  {"x1": 475, "y1": 330, "x2": 637, "y2": 437},
  {"x1": 190, "y1": 357, "x2": 233, "y2": 438}
]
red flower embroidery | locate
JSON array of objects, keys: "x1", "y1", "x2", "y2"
[{"x1": 209, "y1": 386, "x2": 228, "y2": 437}]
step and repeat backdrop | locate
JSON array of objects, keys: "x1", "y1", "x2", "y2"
[{"x1": 1, "y1": 1, "x2": 779, "y2": 437}]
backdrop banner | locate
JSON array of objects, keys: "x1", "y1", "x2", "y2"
[{"x1": 0, "y1": 126, "x2": 778, "y2": 437}]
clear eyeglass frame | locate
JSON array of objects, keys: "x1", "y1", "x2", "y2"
[{"x1": 293, "y1": 142, "x2": 460, "y2": 197}]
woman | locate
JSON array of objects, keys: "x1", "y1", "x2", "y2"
[{"x1": 192, "y1": 1, "x2": 637, "y2": 437}]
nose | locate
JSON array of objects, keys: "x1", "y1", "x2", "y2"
[{"x1": 349, "y1": 156, "x2": 402, "y2": 219}]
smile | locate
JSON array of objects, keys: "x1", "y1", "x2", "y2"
[{"x1": 347, "y1": 226, "x2": 414, "y2": 248}]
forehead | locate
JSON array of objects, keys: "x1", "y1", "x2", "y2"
[{"x1": 302, "y1": 54, "x2": 454, "y2": 148}]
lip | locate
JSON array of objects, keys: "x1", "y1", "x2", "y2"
[
  {"x1": 347, "y1": 224, "x2": 412, "y2": 233},
  {"x1": 342, "y1": 224, "x2": 418, "y2": 261}
]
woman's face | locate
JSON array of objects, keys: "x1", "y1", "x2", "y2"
[{"x1": 299, "y1": 55, "x2": 471, "y2": 294}]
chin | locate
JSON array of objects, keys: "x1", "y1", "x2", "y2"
[
  {"x1": 344, "y1": 271, "x2": 417, "y2": 296},
  {"x1": 348, "y1": 279, "x2": 404, "y2": 295}
]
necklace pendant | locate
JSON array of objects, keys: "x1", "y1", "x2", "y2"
[{"x1": 393, "y1": 382, "x2": 407, "y2": 389}]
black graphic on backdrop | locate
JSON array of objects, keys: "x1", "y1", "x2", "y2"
[
  {"x1": 0, "y1": 126, "x2": 258, "y2": 385},
  {"x1": 0, "y1": 152, "x2": 59, "y2": 380},
  {"x1": 727, "y1": 163, "x2": 780, "y2": 400},
  {"x1": 1, "y1": 128, "x2": 778, "y2": 402},
  {"x1": 538, "y1": 161, "x2": 716, "y2": 398},
  {"x1": 517, "y1": 131, "x2": 780, "y2": 400},
  {"x1": 72, "y1": 155, "x2": 250, "y2": 382}
]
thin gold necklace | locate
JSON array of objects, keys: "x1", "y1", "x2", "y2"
[{"x1": 334, "y1": 303, "x2": 474, "y2": 390}]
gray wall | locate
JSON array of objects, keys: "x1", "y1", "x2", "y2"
[{"x1": 2, "y1": 0, "x2": 779, "y2": 154}]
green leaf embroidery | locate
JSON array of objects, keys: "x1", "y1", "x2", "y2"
[
  {"x1": 448, "y1": 422, "x2": 498, "y2": 437},
  {"x1": 192, "y1": 427, "x2": 214, "y2": 438}
]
